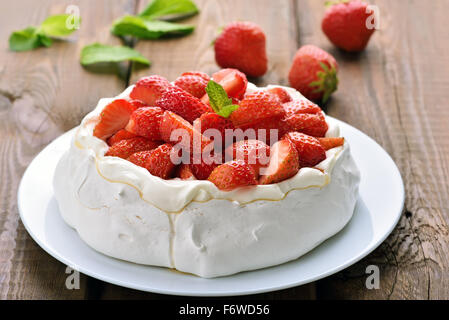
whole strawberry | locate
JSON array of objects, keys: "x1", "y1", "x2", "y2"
[
  {"x1": 214, "y1": 21, "x2": 268, "y2": 77},
  {"x1": 322, "y1": 0, "x2": 376, "y2": 52},
  {"x1": 288, "y1": 45, "x2": 338, "y2": 103}
]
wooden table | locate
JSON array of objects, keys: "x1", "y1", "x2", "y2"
[{"x1": 1, "y1": 0, "x2": 448, "y2": 300}]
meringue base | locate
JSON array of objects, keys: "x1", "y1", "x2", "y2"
[{"x1": 53, "y1": 136, "x2": 360, "y2": 278}]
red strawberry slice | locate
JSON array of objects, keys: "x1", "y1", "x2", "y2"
[
  {"x1": 177, "y1": 163, "x2": 196, "y2": 180},
  {"x1": 193, "y1": 112, "x2": 235, "y2": 145},
  {"x1": 130, "y1": 75, "x2": 171, "y2": 106},
  {"x1": 105, "y1": 137, "x2": 159, "y2": 159},
  {"x1": 267, "y1": 87, "x2": 292, "y2": 103},
  {"x1": 181, "y1": 71, "x2": 210, "y2": 82},
  {"x1": 189, "y1": 160, "x2": 218, "y2": 180},
  {"x1": 214, "y1": 21, "x2": 268, "y2": 77},
  {"x1": 318, "y1": 137, "x2": 345, "y2": 150},
  {"x1": 128, "y1": 143, "x2": 176, "y2": 179},
  {"x1": 283, "y1": 99, "x2": 322, "y2": 116},
  {"x1": 159, "y1": 111, "x2": 212, "y2": 154},
  {"x1": 225, "y1": 139, "x2": 270, "y2": 175},
  {"x1": 238, "y1": 117, "x2": 290, "y2": 146},
  {"x1": 230, "y1": 90, "x2": 285, "y2": 127},
  {"x1": 174, "y1": 73, "x2": 209, "y2": 98},
  {"x1": 285, "y1": 112, "x2": 328, "y2": 137},
  {"x1": 127, "y1": 150, "x2": 153, "y2": 168},
  {"x1": 129, "y1": 99, "x2": 149, "y2": 109},
  {"x1": 285, "y1": 132, "x2": 326, "y2": 167},
  {"x1": 201, "y1": 68, "x2": 248, "y2": 105},
  {"x1": 93, "y1": 99, "x2": 138, "y2": 140},
  {"x1": 208, "y1": 160, "x2": 258, "y2": 191},
  {"x1": 156, "y1": 86, "x2": 211, "y2": 123},
  {"x1": 125, "y1": 106, "x2": 165, "y2": 140},
  {"x1": 259, "y1": 138, "x2": 299, "y2": 184},
  {"x1": 107, "y1": 129, "x2": 137, "y2": 146}
]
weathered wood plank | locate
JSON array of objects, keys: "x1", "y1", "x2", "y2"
[
  {"x1": 0, "y1": 0, "x2": 134, "y2": 299},
  {"x1": 293, "y1": 0, "x2": 449, "y2": 299}
]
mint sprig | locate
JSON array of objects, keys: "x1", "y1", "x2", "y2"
[
  {"x1": 9, "y1": 14, "x2": 80, "y2": 52},
  {"x1": 139, "y1": 0, "x2": 199, "y2": 20},
  {"x1": 80, "y1": 43, "x2": 150, "y2": 66},
  {"x1": 205, "y1": 80, "x2": 239, "y2": 118},
  {"x1": 111, "y1": 0, "x2": 198, "y2": 39},
  {"x1": 111, "y1": 16, "x2": 194, "y2": 39}
]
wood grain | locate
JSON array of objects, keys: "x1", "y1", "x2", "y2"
[
  {"x1": 0, "y1": 0, "x2": 135, "y2": 299},
  {"x1": 294, "y1": 0, "x2": 449, "y2": 299}
]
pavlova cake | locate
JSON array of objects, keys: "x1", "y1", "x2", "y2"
[{"x1": 54, "y1": 68, "x2": 360, "y2": 278}]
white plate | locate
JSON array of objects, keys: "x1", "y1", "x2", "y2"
[{"x1": 18, "y1": 117, "x2": 404, "y2": 297}]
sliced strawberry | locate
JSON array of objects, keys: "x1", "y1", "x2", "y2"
[
  {"x1": 93, "y1": 99, "x2": 138, "y2": 140},
  {"x1": 125, "y1": 106, "x2": 165, "y2": 140},
  {"x1": 181, "y1": 71, "x2": 210, "y2": 82},
  {"x1": 285, "y1": 132, "x2": 326, "y2": 167},
  {"x1": 238, "y1": 117, "x2": 289, "y2": 145},
  {"x1": 127, "y1": 150, "x2": 153, "y2": 168},
  {"x1": 159, "y1": 111, "x2": 212, "y2": 154},
  {"x1": 130, "y1": 75, "x2": 171, "y2": 106},
  {"x1": 177, "y1": 163, "x2": 196, "y2": 180},
  {"x1": 156, "y1": 86, "x2": 211, "y2": 123},
  {"x1": 105, "y1": 137, "x2": 159, "y2": 159},
  {"x1": 201, "y1": 68, "x2": 248, "y2": 105},
  {"x1": 285, "y1": 112, "x2": 328, "y2": 137},
  {"x1": 230, "y1": 90, "x2": 285, "y2": 128},
  {"x1": 189, "y1": 160, "x2": 218, "y2": 180},
  {"x1": 174, "y1": 74, "x2": 209, "y2": 98},
  {"x1": 193, "y1": 112, "x2": 235, "y2": 146},
  {"x1": 128, "y1": 145, "x2": 178, "y2": 179},
  {"x1": 283, "y1": 99, "x2": 322, "y2": 116},
  {"x1": 129, "y1": 99, "x2": 149, "y2": 109},
  {"x1": 225, "y1": 139, "x2": 270, "y2": 175},
  {"x1": 208, "y1": 160, "x2": 257, "y2": 191},
  {"x1": 142, "y1": 143, "x2": 177, "y2": 179},
  {"x1": 259, "y1": 138, "x2": 299, "y2": 184},
  {"x1": 107, "y1": 129, "x2": 137, "y2": 146},
  {"x1": 318, "y1": 137, "x2": 345, "y2": 150},
  {"x1": 267, "y1": 87, "x2": 292, "y2": 103}
]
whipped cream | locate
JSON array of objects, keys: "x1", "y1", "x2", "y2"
[{"x1": 53, "y1": 83, "x2": 361, "y2": 278}]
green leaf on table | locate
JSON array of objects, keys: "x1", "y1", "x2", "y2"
[
  {"x1": 8, "y1": 14, "x2": 80, "y2": 51},
  {"x1": 39, "y1": 14, "x2": 80, "y2": 37},
  {"x1": 205, "y1": 80, "x2": 239, "y2": 118},
  {"x1": 80, "y1": 43, "x2": 150, "y2": 66},
  {"x1": 9, "y1": 27, "x2": 41, "y2": 51},
  {"x1": 37, "y1": 33, "x2": 53, "y2": 47},
  {"x1": 111, "y1": 15, "x2": 194, "y2": 39},
  {"x1": 139, "y1": 0, "x2": 199, "y2": 20}
]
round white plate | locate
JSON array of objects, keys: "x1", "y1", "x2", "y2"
[{"x1": 18, "y1": 117, "x2": 404, "y2": 297}]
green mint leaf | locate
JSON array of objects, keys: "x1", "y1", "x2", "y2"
[
  {"x1": 139, "y1": 0, "x2": 199, "y2": 21},
  {"x1": 216, "y1": 105, "x2": 239, "y2": 118},
  {"x1": 80, "y1": 43, "x2": 150, "y2": 66},
  {"x1": 37, "y1": 33, "x2": 53, "y2": 47},
  {"x1": 9, "y1": 27, "x2": 41, "y2": 51},
  {"x1": 39, "y1": 14, "x2": 80, "y2": 37},
  {"x1": 205, "y1": 80, "x2": 239, "y2": 118},
  {"x1": 111, "y1": 16, "x2": 194, "y2": 39}
]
